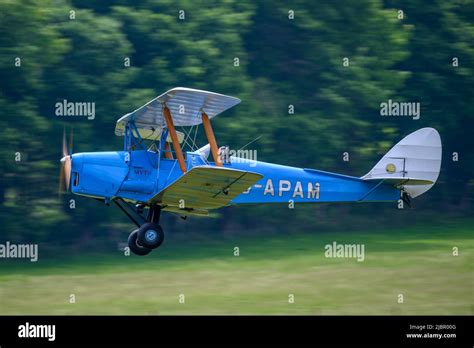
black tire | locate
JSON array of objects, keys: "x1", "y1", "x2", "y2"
[
  {"x1": 128, "y1": 229, "x2": 152, "y2": 256},
  {"x1": 137, "y1": 223, "x2": 164, "y2": 249}
]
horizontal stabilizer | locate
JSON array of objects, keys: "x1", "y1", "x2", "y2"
[{"x1": 149, "y1": 166, "x2": 263, "y2": 209}]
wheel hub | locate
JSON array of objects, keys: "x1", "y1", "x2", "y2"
[{"x1": 145, "y1": 230, "x2": 158, "y2": 242}]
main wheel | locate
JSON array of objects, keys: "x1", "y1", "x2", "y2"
[
  {"x1": 128, "y1": 229, "x2": 152, "y2": 256},
  {"x1": 137, "y1": 223, "x2": 164, "y2": 249}
]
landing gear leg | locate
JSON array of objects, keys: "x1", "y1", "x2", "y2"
[
  {"x1": 114, "y1": 200, "x2": 165, "y2": 256},
  {"x1": 148, "y1": 205, "x2": 161, "y2": 224},
  {"x1": 137, "y1": 206, "x2": 164, "y2": 249}
]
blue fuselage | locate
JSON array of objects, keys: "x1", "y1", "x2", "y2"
[{"x1": 69, "y1": 151, "x2": 400, "y2": 205}]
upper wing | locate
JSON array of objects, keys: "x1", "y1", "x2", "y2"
[
  {"x1": 148, "y1": 166, "x2": 263, "y2": 210},
  {"x1": 115, "y1": 87, "x2": 241, "y2": 136}
]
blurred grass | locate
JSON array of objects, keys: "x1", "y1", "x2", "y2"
[{"x1": 0, "y1": 219, "x2": 472, "y2": 315}]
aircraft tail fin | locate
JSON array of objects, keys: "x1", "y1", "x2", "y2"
[{"x1": 361, "y1": 128, "x2": 442, "y2": 198}]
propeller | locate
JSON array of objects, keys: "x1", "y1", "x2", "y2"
[{"x1": 59, "y1": 127, "x2": 73, "y2": 192}]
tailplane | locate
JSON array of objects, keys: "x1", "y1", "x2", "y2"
[{"x1": 361, "y1": 128, "x2": 442, "y2": 198}]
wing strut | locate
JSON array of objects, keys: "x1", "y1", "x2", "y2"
[
  {"x1": 202, "y1": 111, "x2": 223, "y2": 166},
  {"x1": 164, "y1": 142, "x2": 173, "y2": 159},
  {"x1": 163, "y1": 106, "x2": 186, "y2": 173}
]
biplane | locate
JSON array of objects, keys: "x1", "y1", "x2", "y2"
[{"x1": 60, "y1": 88, "x2": 442, "y2": 255}]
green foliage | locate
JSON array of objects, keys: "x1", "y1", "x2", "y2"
[
  {"x1": 387, "y1": 0, "x2": 474, "y2": 206},
  {"x1": 0, "y1": 0, "x2": 471, "y2": 247}
]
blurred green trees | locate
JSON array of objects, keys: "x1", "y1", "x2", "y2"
[{"x1": 0, "y1": 0, "x2": 471, "y2": 248}]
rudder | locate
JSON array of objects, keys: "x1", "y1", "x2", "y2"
[{"x1": 361, "y1": 128, "x2": 442, "y2": 198}]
